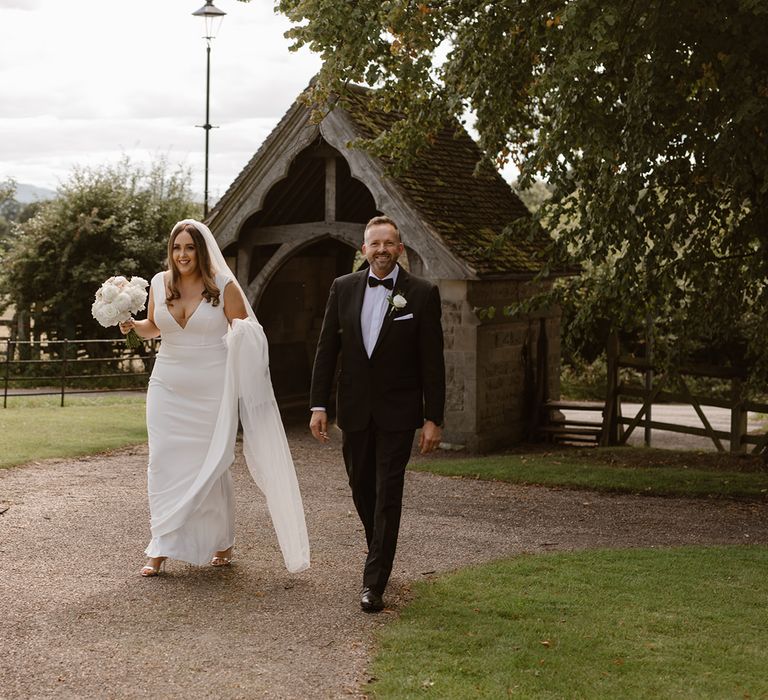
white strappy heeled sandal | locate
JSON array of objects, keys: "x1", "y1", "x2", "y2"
[
  {"x1": 210, "y1": 548, "x2": 233, "y2": 567},
  {"x1": 140, "y1": 557, "x2": 167, "y2": 577}
]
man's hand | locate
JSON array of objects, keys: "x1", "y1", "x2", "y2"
[
  {"x1": 309, "y1": 410, "x2": 330, "y2": 444},
  {"x1": 419, "y1": 420, "x2": 442, "y2": 455}
]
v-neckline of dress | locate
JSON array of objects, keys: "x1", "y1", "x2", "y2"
[
  {"x1": 167, "y1": 298, "x2": 204, "y2": 330},
  {"x1": 164, "y1": 281, "x2": 205, "y2": 331},
  {"x1": 160, "y1": 272, "x2": 212, "y2": 331}
]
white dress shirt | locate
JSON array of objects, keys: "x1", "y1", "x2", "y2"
[{"x1": 361, "y1": 267, "x2": 399, "y2": 357}]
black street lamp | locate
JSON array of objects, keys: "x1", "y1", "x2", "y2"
[{"x1": 192, "y1": 0, "x2": 226, "y2": 218}]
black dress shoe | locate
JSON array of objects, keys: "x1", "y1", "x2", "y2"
[{"x1": 360, "y1": 587, "x2": 384, "y2": 613}]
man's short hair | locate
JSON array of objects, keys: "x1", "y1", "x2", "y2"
[{"x1": 365, "y1": 215, "x2": 400, "y2": 240}]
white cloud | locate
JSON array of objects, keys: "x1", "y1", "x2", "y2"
[
  {"x1": 0, "y1": 0, "x2": 321, "y2": 199},
  {"x1": 0, "y1": 0, "x2": 41, "y2": 9}
]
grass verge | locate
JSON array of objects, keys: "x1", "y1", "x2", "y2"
[
  {"x1": 370, "y1": 546, "x2": 768, "y2": 699},
  {"x1": 410, "y1": 448, "x2": 768, "y2": 500},
  {"x1": 0, "y1": 394, "x2": 146, "y2": 469}
]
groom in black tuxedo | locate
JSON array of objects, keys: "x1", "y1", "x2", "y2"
[{"x1": 310, "y1": 216, "x2": 446, "y2": 612}]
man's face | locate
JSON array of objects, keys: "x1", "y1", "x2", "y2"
[{"x1": 362, "y1": 223, "x2": 404, "y2": 278}]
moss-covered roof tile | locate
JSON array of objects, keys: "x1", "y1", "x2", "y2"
[{"x1": 340, "y1": 88, "x2": 548, "y2": 276}]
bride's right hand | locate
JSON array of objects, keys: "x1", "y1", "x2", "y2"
[{"x1": 118, "y1": 319, "x2": 134, "y2": 335}]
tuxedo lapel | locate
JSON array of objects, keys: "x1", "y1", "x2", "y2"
[
  {"x1": 350, "y1": 270, "x2": 368, "y2": 352},
  {"x1": 371, "y1": 265, "x2": 410, "y2": 358}
]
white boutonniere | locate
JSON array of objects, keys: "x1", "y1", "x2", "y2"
[{"x1": 387, "y1": 290, "x2": 407, "y2": 316}]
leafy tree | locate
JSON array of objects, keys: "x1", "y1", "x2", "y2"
[
  {"x1": 0, "y1": 179, "x2": 19, "y2": 243},
  {"x1": 1, "y1": 179, "x2": 46, "y2": 244},
  {"x1": 0, "y1": 158, "x2": 200, "y2": 342},
  {"x1": 513, "y1": 179, "x2": 553, "y2": 215},
  {"x1": 262, "y1": 0, "x2": 768, "y2": 385}
]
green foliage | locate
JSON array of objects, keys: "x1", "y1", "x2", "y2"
[
  {"x1": 560, "y1": 355, "x2": 610, "y2": 400},
  {"x1": 0, "y1": 179, "x2": 41, "y2": 248},
  {"x1": 370, "y1": 547, "x2": 768, "y2": 698},
  {"x1": 259, "y1": 0, "x2": 768, "y2": 387},
  {"x1": 0, "y1": 179, "x2": 17, "y2": 229},
  {"x1": 560, "y1": 353, "x2": 745, "y2": 401},
  {"x1": 513, "y1": 178, "x2": 554, "y2": 214},
  {"x1": 0, "y1": 158, "x2": 200, "y2": 341},
  {"x1": 0, "y1": 181, "x2": 13, "y2": 247}
]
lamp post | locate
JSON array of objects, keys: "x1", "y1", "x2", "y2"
[{"x1": 192, "y1": 0, "x2": 226, "y2": 218}]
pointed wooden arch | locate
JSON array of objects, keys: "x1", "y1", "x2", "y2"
[{"x1": 244, "y1": 226, "x2": 362, "y2": 309}]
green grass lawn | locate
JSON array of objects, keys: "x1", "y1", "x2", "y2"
[
  {"x1": 0, "y1": 394, "x2": 147, "y2": 469},
  {"x1": 370, "y1": 546, "x2": 768, "y2": 699},
  {"x1": 410, "y1": 448, "x2": 768, "y2": 500}
]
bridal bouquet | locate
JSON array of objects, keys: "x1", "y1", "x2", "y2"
[{"x1": 92, "y1": 275, "x2": 149, "y2": 349}]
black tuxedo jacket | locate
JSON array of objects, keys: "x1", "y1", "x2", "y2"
[{"x1": 310, "y1": 265, "x2": 446, "y2": 433}]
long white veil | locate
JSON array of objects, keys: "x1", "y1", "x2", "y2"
[{"x1": 149, "y1": 219, "x2": 310, "y2": 573}]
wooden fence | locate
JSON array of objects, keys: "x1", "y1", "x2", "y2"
[
  {"x1": 2, "y1": 338, "x2": 158, "y2": 407},
  {"x1": 601, "y1": 334, "x2": 768, "y2": 454}
]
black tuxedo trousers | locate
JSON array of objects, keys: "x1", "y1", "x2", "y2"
[
  {"x1": 310, "y1": 266, "x2": 446, "y2": 593},
  {"x1": 342, "y1": 422, "x2": 414, "y2": 593}
]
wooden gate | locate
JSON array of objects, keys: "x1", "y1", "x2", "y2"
[{"x1": 601, "y1": 334, "x2": 768, "y2": 454}]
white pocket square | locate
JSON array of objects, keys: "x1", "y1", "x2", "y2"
[{"x1": 394, "y1": 313, "x2": 414, "y2": 321}]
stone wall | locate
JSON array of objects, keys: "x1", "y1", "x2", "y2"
[
  {"x1": 439, "y1": 280, "x2": 478, "y2": 444},
  {"x1": 439, "y1": 278, "x2": 561, "y2": 453}
]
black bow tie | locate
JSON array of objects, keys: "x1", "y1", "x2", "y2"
[{"x1": 368, "y1": 276, "x2": 394, "y2": 290}]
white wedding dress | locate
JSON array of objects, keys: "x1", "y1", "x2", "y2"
[
  {"x1": 140, "y1": 219, "x2": 309, "y2": 573},
  {"x1": 144, "y1": 271, "x2": 235, "y2": 565}
]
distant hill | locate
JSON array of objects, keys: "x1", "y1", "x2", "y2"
[{"x1": 14, "y1": 183, "x2": 57, "y2": 203}]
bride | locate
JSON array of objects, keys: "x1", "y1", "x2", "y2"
[{"x1": 120, "y1": 219, "x2": 310, "y2": 577}]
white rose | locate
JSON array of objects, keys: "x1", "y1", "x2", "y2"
[
  {"x1": 392, "y1": 294, "x2": 407, "y2": 309},
  {"x1": 128, "y1": 286, "x2": 147, "y2": 309},
  {"x1": 130, "y1": 276, "x2": 149, "y2": 289},
  {"x1": 112, "y1": 275, "x2": 128, "y2": 286},
  {"x1": 96, "y1": 303, "x2": 120, "y2": 326},
  {"x1": 113, "y1": 291, "x2": 134, "y2": 313},
  {"x1": 91, "y1": 301, "x2": 107, "y2": 326},
  {"x1": 91, "y1": 300, "x2": 103, "y2": 320},
  {"x1": 100, "y1": 283, "x2": 120, "y2": 303}
]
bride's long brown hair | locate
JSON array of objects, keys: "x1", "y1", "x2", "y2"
[{"x1": 166, "y1": 222, "x2": 221, "y2": 307}]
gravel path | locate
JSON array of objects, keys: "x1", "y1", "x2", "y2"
[{"x1": 2, "y1": 426, "x2": 768, "y2": 699}]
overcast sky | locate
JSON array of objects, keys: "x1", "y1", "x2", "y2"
[
  {"x1": 0, "y1": 0, "x2": 321, "y2": 202},
  {"x1": 1, "y1": 0, "x2": 518, "y2": 205}
]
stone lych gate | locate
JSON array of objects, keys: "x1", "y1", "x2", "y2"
[{"x1": 207, "y1": 86, "x2": 561, "y2": 452}]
